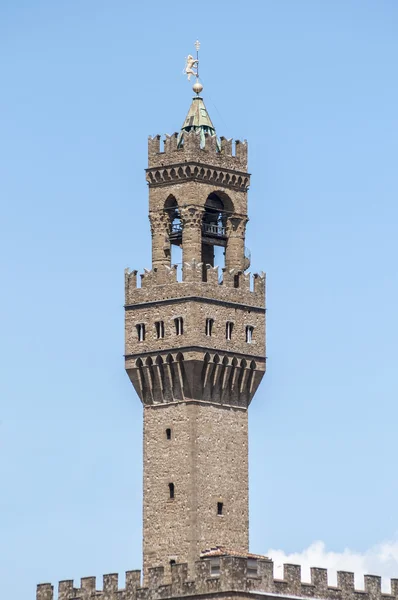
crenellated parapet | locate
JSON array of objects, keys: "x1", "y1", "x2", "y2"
[
  {"x1": 147, "y1": 131, "x2": 248, "y2": 175},
  {"x1": 124, "y1": 264, "x2": 266, "y2": 307},
  {"x1": 37, "y1": 557, "x2": 398, "y2": 600}
]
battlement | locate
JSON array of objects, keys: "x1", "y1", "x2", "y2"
[
  {"x1": 124, "y1": 263, "x2": 265, "y2": 307},
  {"x1": 148, "y1": 132, "x2": 248, "y2": 171},
  {"x1": 37, "y1": 557, "x2": 398, "y2": 600}
]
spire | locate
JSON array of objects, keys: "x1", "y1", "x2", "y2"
[
  {"x1": 179, "y1": 40, "x2": 221, "y2": 150},
  {"x1": 177, "y1": 95, "x2": 220, "y2": 149}
]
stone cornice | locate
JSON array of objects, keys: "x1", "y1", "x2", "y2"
[
  {"x1": 124, "y1": 295, "x2": 265, "y2": 313},
  {"x1": 145, "y1": 161, "x2": 251, "y2": 191}
]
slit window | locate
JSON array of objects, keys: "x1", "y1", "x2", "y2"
[
  {"x1": 217, "y1": 502, "x2": 223, "y2": 516},
  {"x1": 246, "y1": 325, "x2": 254, "y2": 343},
  {"x1": 168, "y1": 482, "x2": 175, "y2": 499},
  {"x1": 174, "y1": 317, "x2": 183, "y2": 335},
  {"x1": 155, "y1": 320, "x2": 165, "y2": 339},
  {"x1": 136, "y1": 323, "x2": 145, "y2": 342},
  {"x1": 205, "y1": 318, "x2": 214, "y2": 336},
  {"x1": 170, "y1": 560, "x2": 176, "y2": 567},
  {"x1": 166, "y1": 428, "x2": 171, "y2": 440},
  {"x1": 226, "y1": 321, "x2": 233, "y2": 340}
]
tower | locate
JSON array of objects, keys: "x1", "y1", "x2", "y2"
[
  {"x1": 36, "y1": 45, "x2": 398, "y2": 600},
  {"x1": 124, "y1": 54, "x2": 266, "y2": 582}
]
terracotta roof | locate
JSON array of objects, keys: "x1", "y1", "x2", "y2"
[{"x1": 200, "y1": 546, "x2": 269, "y2": 560}]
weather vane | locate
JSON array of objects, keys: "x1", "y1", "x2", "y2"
[{"x1": 183, "y1": 40, "x2": 203, "y2": 95}]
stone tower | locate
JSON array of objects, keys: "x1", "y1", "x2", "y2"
[
  {"x1": 124, "y1": 87, "x2": 266, "y2": 581},
  {"x1": 36, "y1": 50, "x2": 398, "y2": 600}
]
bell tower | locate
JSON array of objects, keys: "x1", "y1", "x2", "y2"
[{"x1": 124, "y1": 52, "x2": 266, "y2": 583}]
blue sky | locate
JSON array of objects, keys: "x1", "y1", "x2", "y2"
[{"x1": 1, "y1": 1, "x2": 398, "y2": 598}]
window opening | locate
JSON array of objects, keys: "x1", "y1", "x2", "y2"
[
  {"x1": 171, "y1": 244, "x2": 183, "y2": 282},
  {"x1": 205, "y1": 318, "x2": 214, "y2": 336},
  {"x1": 201, "y1": 193, "x2": 230, "y2": 281},
  {"x1": 166, "y1": 428, "x2": 171, "y2": 440},
  {"x1": 210, "y1": 558, "x2": 220, "y2": 577},
  {"x1": 246, "y1": 325, "x2": 254, "y2": 344},
  {"x1": 136, "y1": 323, "x2": 145, "y2": 342},
  {"x1": 174, "y1": 317, "x2": 183, "y2": 335},
  {"x1": 170, "y1": 560, "x2": 176, "y2": 567},
  {"x1": 247, "y1": 559, "x2": 258, "y2": 577},
  {"x1": 165, "y1": 197, "x2": 183, "y2": 281},
  {"x1": 226, "y1": 322, "x2": 233, "y2": 340},
  {"x1": 155, "y1": 320, "x2": 165, "y2": 339},
  {"x1": 217, "y1": 502, "x2": 223, "y2": 516},
  {"x1": 169, "y1": 482, "x2": 175, "y2": 499}
]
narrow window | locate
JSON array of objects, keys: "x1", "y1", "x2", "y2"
[
  {"x1": 226, "y1": 321, "x2": 233, "y2": 340},
  {"x1": 210, "y1": 558, "x2": 220, "y2": 576},
  {"x1": 169, "y1": 482, "x2": 175, "y2": 499},
  {"x1": 170, "y1": 560, "x2": 176, "y2": 567},
  {"x1": 217, "y1": 502, "x2": 223, "y2": 516},
  {"x1": 205, "y1": 318, "x2": 214, "y2": 336},
  {"x1": 246, "y1": 325, "x2": 254, "y2": 343},
  {"x1": 166, "y1": 428, "x2": 171, "y2": 440},
  {"x1": 247, "y1": 559, "x2": 258, "y2": 577},
  {"x1": 136, "y1": 323, "x2": 145, "y2": 341},
  {"x1": 234, "y1": 274, "x2": 240, "y2": 288},
  {"x1": 155, "y1": 320, "x2": 164, "y2": 339},
  {"x1": 174, "y1": 317, "x2": 183, "y2": 335}
]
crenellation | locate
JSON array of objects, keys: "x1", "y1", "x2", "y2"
[
  {"x1": 171, "y1": 563, "x2": 188, "y2": 588},
  {"x1": 126, "y1": 264, "x2": 265, "y2": 302},
  {"x1": 205, "y1": 133, "x2": 218, "y2": 153},
  {"x1": 338, "y1": 571, "x2": 356, "y2": 594},
  {"x1": 220, "y1": 136, "x2": 233, "y2": 156},
  {"x1": 311, "y1": 567, "x2": 329, "y2": 590},
  {"x1": 253, "y1": 272, "x2": 266, "y2": 297},
  {"x1": 104, "y1": 574, "x2": 119, "y2": 594},
  {"x1": 148, "y1": 135, "x2": 161, "y2": 160},
  {"x1": 147, "y1": 567, "x2": 164, "y2": 590},
  {"x1": 235, "y1": 140, "x2": 248, "y2": 164},
  {"x1": 81, "y1": 577, "x2": 97, "y2": 593},
  {"x1": 147, "y1": 132, "x2": 248, "y2": 170},
  {"x1": 164, "y1": 133, "x2": 178, "y2": 153},
  {"x1": 183, "y1": 129, "x2": 201, "y2": 154},
  {"x1": 58, "y1": 580, "x2": 75, "y2": 600},
  {"x1": 365, "y1": 576, "x2": 382, "y2": 600},
  {"x1": 125, "y1": 269, "x2": 138, "y2": 304},
  {"x1": 39, "y1": 559, "x2": 398, "y2": 600},
  {"x1": 283, "y1": 564, "x2": 302, "y2": 595},
  {"x1": 37, "y1": 583, "x2": 54, "y2": 600},
  {"x1": 206, "y1": 264, "x2": 219, "y2": 285}
]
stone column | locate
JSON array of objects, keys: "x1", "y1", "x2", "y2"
[
  {"x1": 225, "y1": 216, "x2": 247, "y2": 271},
  {"x1": 181, "y1": 205, "x2": 203, "y2": 279},
  {"x1": 149, "y1": 212, "x2": 170, "y2": 270}
]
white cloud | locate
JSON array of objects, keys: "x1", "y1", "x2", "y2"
[{"x1": 267, "y1": 540, "x2": 398, "y2": 593}]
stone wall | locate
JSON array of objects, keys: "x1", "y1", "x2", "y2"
[
  {"x1": 37, "y1": 557, "x2": 398, "y2": 600},
  {"x1": 143, "y1": 405, "x2": 249, "y2": 581}
]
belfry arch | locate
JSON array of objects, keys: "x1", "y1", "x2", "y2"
[{"x1": 201, "y1": 192, "x2": 230, "y2": 278}]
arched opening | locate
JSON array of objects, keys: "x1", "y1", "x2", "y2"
[
  {"x1": 164, "y1": 196, "x2": 183, "y2": 280},
  {"x1": 201, "y1": 192, "x2": 233, "y2": 280}
]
